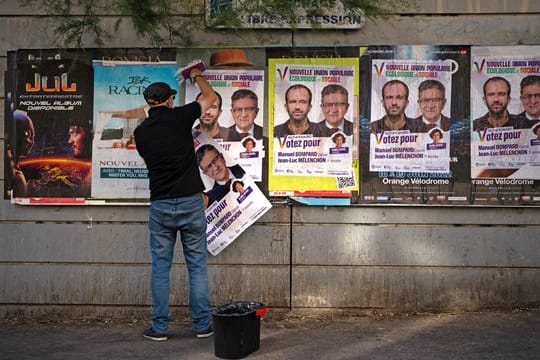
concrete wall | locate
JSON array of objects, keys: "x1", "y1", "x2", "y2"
[{"x1": 1, "y1": 0, "x2": 540, "y2": 317}]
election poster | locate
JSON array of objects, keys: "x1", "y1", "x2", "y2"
[
  {"x1": 268, "y1": 57, "x2": 359, "y2": 197},
  {"x1": 359, "y1": 45, "x2": 471, "y2": 205},
  {"x1": 470, "y1": 46, "x2": 540, "y2": 205},
  {"x1": 91, "y1": 61, "x2": 178, "y2": 199},
  {"x1": 185, "y1": 68, "x2": 266, "y2": 182},
  {"x1": 193, "y1": 131, "x2": 272, "y2": 256},
  {"x1": 176, "y1": 47, "x2": 269, "y2": 196},
  {"x1": 6, "y1": 50, "x2": 94, "y2": 203}
]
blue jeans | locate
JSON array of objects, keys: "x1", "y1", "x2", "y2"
[{"x1": 148, "y1": 194, "x2": 211, "y2": 333}]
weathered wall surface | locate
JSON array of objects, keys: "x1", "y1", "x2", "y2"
[{"x1": 1, "y1": 1, "x2": 539, "y2": 317}]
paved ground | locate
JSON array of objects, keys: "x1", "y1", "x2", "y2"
[{"x1": 1, "y1": 308, "x2": 539, "y2": 359}]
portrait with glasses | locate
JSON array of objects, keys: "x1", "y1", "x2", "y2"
[
  {"x1": 315, "y1": 84, "x2": 354, "y2": 137},
  {"x1": 195, "y1": 143, "x2": 246, "y2": 206},
  {"x1": 225, "y1": 89, "x2": 263, "y2": 141},
  {"x1": 518, "y1": 75, "x2": 540, "y2": 123},
  {"x1": 415, "y1": 79, "x2": 451, "y2": 132}
]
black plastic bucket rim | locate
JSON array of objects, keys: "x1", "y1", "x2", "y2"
[{"x1": 212, "y1": 301, "x2": 268, "y2": 318}]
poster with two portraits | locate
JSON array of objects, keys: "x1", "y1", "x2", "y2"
[
  {"x1": 470, "y1": 46, "x2": 540, "y2": 204},
  {"x1": 360, "y1": 45, "x2": 540, "y2": 205}
]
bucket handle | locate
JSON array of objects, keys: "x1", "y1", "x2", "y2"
[{"x1": 255, "y1": 307, "x2": 268, "y2": 316}]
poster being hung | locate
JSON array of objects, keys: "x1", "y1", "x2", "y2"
[
  {"x1": 359, "y1": 45, "x2": 471, "y2": 205},
  {"x1": 176, "y1": 48, "x2": 269, "y2": 196},
  {"x1": 193, "y1": 131, "x2": 272, "y2": 256},
  {"x1": 470, "y1": 46, "x2": 540, "y2": 205},
  {"x1": 268, "y1": 57, "x2": 359, "y2": 197},
  {"x1": 91, "y1": 61, "x2": 178, "y2": 199},
  {"x1": 6, "y1": 50, "x2": 94, "y2": 203},
  {"x1": 185, "y1": 68, "x2": 266, "y2": 182}
]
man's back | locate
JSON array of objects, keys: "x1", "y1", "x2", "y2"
[{"x1": 135, "y1": 103, "x2": 204, "y2": 200}]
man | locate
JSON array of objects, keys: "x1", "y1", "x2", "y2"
[
  {"x1": 68, "y1": 124, "x2": 93, "y2": 159},
  {"x1": 415, "y1": 79, "x2": 451, "y2": 132},
  {"x1": 518, "y1": 75, "x2": 540, "y2": 123},
  {"x1": 472, "y1": 76, "x2": 531, "y2": 131},
  {"x1": 6, "y1": 110, "x2": 35, "y2": 197},
  {"x1": 194, "y1": 91, "x2": 229, "y2": 140},
  {"x1": 274, "y1": 84, "x2": 321, "y2": 137},
  {"x1": 316, "y1": 84, "x2": 354, "y2": 136},
  {"x1": 225, "y1": 89, "x2": 263, "y2": 141},
  {"x1": 371, "y1": 79, "x2": 425, "y2": 133},
  {"x1": 134, "y1": 71, "x2": 217, "y2": 341},
  {"x1": 196, "y1": 143, "x2": 245, "y2": 206},
  {"x1": 67, "y1": 123, "x2": 93, "y2": 197}
]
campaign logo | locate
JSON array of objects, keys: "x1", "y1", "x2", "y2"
[
  {"x1": 476, "y1": 129, "x2": 488, "y2": 142},
  {"x1": 277, "y1": 66, "x2": 289, "y2": 80},
  {"x1": 373, "y1": 62, "x2": 385, "y2": 77},
  {"x1": 374, "y1": 131, "x2": 385, "y2": 145},
  {"x1": 277, "y1": 135, "x2": 288, "y2": 149},
  {"x1": 473, "y1": 58, "x2": 486, "y2": 74}
]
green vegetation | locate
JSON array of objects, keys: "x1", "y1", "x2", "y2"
[{"x1": 20, "y1": 0, "x2": 416, "y2": 47}]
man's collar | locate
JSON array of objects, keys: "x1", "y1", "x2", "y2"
[
  {"x1": 422, "y1": 116, "x2": 441, "y2": 126},
  {"x1": 216, "y1": 168, "x2": 234, "y2": 186},
  {"x1": 324, "y1": 119, "x2": 344, "y2": 130},
  {"x1": 235, "y1": 124, "x2": 254, "y2": 135}
]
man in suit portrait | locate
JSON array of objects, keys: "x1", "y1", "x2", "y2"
[
  {"x1": 416, "y1": 79, "x2": 451, "y2": 132},
  {"x1": 225, "y1": 89, "x2": 263, "y2": 141},
  {"x1": 518, "y1": 75, "x2": 540, "y2": 123},
  {"x1": 316, "y1": 84, "x2": 353, "y2": 136},
  {"x1": 196, "y1": 143, "x2": 245, "y2": 206}
]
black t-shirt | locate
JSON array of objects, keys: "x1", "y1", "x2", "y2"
[{"x1": 134, "y1": 102, "x2": 204, "y2": 201}]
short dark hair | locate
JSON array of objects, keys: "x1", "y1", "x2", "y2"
[
  {"x1": 483, "y1": 76, "x2": 511, "y2": 97},
  {"x1": 418, "y1": 79, "x2": 445, "y2": 96},
  {"x1": 285, "y1": 84, "x2": 312, "y2": 104},
  {"x1": 242, "y1": 137, "x2": 255, "y2": 148},
  {"x1": 321, "y1": 84, "x2": 348, "y2": 99},
  {"x1": 382, "y1": 79, "x2": 409, "y2": 100},
  {"x1": 232, "y1": 180, "x2": 244, "y2": 192},
  {"x1": 332, "y1": 133, "x2": 346, "y2": 144},
  {"x1": 520, "y1": 75, "x2": 540, "y2": 95},
  {"x1": 231, "y1": 89, "x2": 258, "y2": 104},
  {"x1": 429, "y1": 128, "x2": 443, "y2": 139},
  {"x1": 197, "y1": 90, "x2": 222, "y2": 110},
  {"x1": 196, "y1": 143, "x2": 220, "y2": 165}
]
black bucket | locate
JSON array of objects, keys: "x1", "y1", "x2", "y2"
[{"x1": 212, "y1": 301, "x2": 268, "y2": 359}]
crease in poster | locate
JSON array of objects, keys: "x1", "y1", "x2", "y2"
[
  {"x1": 193, "y1": 131, "x2": 272, "y2": 256},
  {"x1": 185, "y1": 69, "x2": 266, "y2": 182}
]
